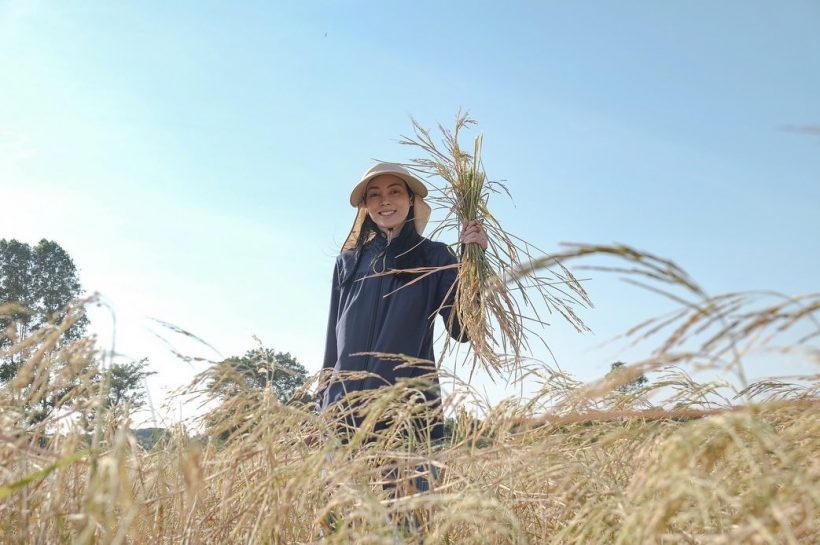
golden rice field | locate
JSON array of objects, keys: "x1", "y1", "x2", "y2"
[{"x1": 1, "y1": 244, "x2": 818, "y2": 544}]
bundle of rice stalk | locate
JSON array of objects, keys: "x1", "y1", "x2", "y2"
[{"x1": 399, "y1": 112, "x2": 592, "y2": 378}]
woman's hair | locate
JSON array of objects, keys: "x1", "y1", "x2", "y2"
[{"x1": 341, "y1": 184, "x2": 426, "y2": 286}]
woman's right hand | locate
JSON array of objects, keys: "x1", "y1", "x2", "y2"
[{"x1": 460, "y1": 220, "x2": 489, "y2": 250}]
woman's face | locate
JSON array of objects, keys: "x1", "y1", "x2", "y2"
[{"x1": 364, "y1": 174, "x2": 411, "y2": 234}]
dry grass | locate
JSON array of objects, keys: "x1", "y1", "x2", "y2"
[{"x1": 1, "y1": 245, "x2": 818, "y2": 544}]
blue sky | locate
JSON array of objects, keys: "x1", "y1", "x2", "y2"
[{"x1": 2, "y1": 1, "x2": 819, "y2": 422}]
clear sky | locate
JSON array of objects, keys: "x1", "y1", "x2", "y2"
[{"x1": 2, "y1": 1, "x2": 819, "y2": 423}]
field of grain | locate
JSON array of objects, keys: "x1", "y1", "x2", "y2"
[{"x1": 1, "y1": 245, "x2": 818, "y2": 544}]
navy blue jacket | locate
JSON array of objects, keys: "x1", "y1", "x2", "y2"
[{"x1": 320, "y1": 226, "x2": 466, "y2": 441}]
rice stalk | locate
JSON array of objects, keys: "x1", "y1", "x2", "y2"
[{"x1": 399, "y1": 112, "x2": 592, "y2": 379}]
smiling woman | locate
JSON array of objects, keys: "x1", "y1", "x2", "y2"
[
  {"x1": 320, "y1": 162, "x2": 477, "y2": 414},
  {"x1": 317, "y1": 162, "x2": 487, "y2": 533}
]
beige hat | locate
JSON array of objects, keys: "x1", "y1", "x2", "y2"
[{"x1": 342, "y1": 162, "x2": 432, "y2": 251}]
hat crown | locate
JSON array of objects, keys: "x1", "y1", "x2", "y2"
[{"x1": 362, "y1": 162, "x2": 412, "y2": 179}]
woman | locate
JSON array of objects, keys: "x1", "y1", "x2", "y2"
[{"x1": 319, "y1": 162, "x2": 487, "y2": 446}]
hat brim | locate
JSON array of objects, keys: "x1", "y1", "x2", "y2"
[
  {"x1": 349, "y1": 166, "x2": 428, "y2": 207},
  {"x1": 342, "y1": 199, "x2": 432, "y2": 252}
]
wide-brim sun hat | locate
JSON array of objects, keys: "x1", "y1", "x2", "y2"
[{"x1": 342, "y1": 162, "x2": 432, "y2": 251}]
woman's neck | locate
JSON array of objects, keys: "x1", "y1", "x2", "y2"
[{"x1": 377, "y1": 222, "x2": 405, "y2": 243}]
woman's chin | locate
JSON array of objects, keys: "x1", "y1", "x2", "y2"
[{"x1": 377, "y1": 220, "x2": 405, "y2": 233}]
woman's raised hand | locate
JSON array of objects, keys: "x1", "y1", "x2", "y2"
[{"x1": 460, "y1": 220, "x2": 489, "y2": 250}]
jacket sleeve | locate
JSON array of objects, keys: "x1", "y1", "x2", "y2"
[
  {"x1": 436, "y1": 246, "x2": 469, "y2": 343},
  {"x1": 319, "y1": 260, "x2": 341, "y2": 397}
]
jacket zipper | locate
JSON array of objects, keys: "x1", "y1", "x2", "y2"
[
  {"x1": 365, "y1": 232, "x2": 391, "y2": 373},
  {"x1": 366, "y1": 275, "x2": 385, "y2": 359}
]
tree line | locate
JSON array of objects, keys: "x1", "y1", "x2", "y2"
[{"x1": 1, "y1": 238, "x2": 310, "y2": 431}]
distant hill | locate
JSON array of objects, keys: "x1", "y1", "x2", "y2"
[{"x1": 133, "y1": 427, "x2": 170, "y2": 450}]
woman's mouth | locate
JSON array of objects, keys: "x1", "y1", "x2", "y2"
[{"x1": 379, "y1": 210, "x2": 396, "y2": 217}]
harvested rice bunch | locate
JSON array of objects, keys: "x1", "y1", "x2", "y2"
[{"x1": 400, "y1": 112, "x2": 592, "y2": 378}]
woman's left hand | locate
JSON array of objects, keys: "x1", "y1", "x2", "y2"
[{"x1": 460, "y1": 220, "x2": 489, "y2": 250}]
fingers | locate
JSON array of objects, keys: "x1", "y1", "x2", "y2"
[
  {"x1": 461, "y1": 219, "x2": 482, "y2": 234},
  {"x1": 460, "y1": 220, "x2": 489, "y2": 250}
]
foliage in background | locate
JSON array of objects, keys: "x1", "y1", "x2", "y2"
[
  {"x1": 203, "y1": 347, "x2": 311, "y2": 441},
  {"x1": 1, "y1": 239, "x2": 153, "y2": 426},
  {"x1": 95, "y1": 359, "x2": 156, "y2": 414},
  {"x1": 0, "y1": 238, "x2": 87, "y2": 381},
  {"x1": 207, "y1": 347, "x2": 309, "y2": 404}
]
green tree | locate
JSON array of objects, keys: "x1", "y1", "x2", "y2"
[
  {"x1": 1, "y1": 239, "x2": 92, "y2": 425},
  {"x1": 99, "y1": 358, "x2": 156, "y2": 412},
  {"x1": 608, "y1": 361, "x2": 648, "y2": 394},
  {"x1": 71, "y1": 358, "x2": 157, "y2": 429},
  {"x1": 210, "y1": 348, "x2": 310, "y2": 404},
  {"x1": 0, "y1": 238, "x2": 87, "y2": 380},
  {"x1": 0, "y1": 239, "x2": 35, "y2": 378},
  {"x1": 205, "y1": 348, "x2": 311, "y2": 442},
  {"x1": 31, "y1": 240, "x2": 88, "y2": 343}
]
